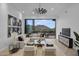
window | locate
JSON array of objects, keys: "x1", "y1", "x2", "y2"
[
  {"x1": 27, "y1": 20, "x2": 33, "y2": 33},
  {"x1": 25, "y1": 19, "x2": 56, "y2": 36},
  {"x1": 34, "y1": 19, "x2": 55, "y2": 33},
  {"x1": 25, "y1": 19, "x2": 33, "y2": 33}
]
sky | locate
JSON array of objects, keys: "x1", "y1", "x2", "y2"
[{"x1": 27, "y1": 19, "x2": 55, "y2": 29}]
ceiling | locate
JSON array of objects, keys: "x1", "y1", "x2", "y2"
[{"x1": 8, "y1": 3, "x2": 74, "y2": 19}]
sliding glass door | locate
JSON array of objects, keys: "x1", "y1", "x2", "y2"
[
  {"x1": 25, "y1": 19, "x2": 56, "y2": 38},
  {"x1": 34, "y1": 19, "x2": 55, "y2": 34}
]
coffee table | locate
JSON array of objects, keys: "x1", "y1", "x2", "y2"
[{"x1": 27, "y1": 40, "x2": 45, "y2": 47}]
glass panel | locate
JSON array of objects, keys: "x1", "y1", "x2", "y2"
[
  {"x1": 34, "y1": 19, "x2": 55, "y2": 34},
  {"x1": 26, "y1": 20, "x2": 33, "y2": 33}
]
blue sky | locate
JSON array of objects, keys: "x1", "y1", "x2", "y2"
[
  {"x1": 27, "y1": 19, "x2": 55, "y2": 29},
  {"x1": 35, "y1": 20, "x2": 55, "y2": 28}
]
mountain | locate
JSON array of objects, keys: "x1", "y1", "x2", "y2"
[
  {"x1": 34, "y1": 25, "x2": 51, "y2": 31},
  {"x1": 26, "y1": 25, "x2": 55, "y2": 32}
]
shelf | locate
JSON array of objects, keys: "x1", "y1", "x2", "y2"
[
  {"x1": 8, "y1": 15, "x2": 22, "y2": 38},
  {"x1": 8, "y1": 26, "x2": 21, "y2": 28}
]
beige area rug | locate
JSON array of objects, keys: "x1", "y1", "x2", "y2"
[{"x1": 0, "y1": 39, "x2": 78, "y2": 56}]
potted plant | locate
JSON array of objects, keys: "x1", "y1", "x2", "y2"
[{"x1": 73, "y1": 32, "x2": 79, "y2": 56}]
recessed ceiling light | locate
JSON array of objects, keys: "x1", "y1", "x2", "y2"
[
  {"x1": 51, "y1": 8, "x2": 54, "y2": 11},
  {"x1": 22, "y1": 11, "x2": 24, "y2": 13},
  {"x1": 32, "y1": 12, "x2": 35, "y2": 15}
]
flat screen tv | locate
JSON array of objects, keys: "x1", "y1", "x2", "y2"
[{"x1": 62, "y1": 28, "x2": 71, "y2": 37}]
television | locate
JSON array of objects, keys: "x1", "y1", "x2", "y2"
[{"x1": 62, "y1": 28, "x2": 71, "y2": 37}]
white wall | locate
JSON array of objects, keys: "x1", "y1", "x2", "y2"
[
  {"x1": 8, "y1": 5, "x2": 22, "y2": 19},
  {"x1": 0, "y1": 3, "x2": 8, "y2": 51},
  {"x1": 56, "y1": 4, "x2": 79, "y2": 40},
  {"x1": 0, "y1": 3, "x2": 23, "y2": 51}
]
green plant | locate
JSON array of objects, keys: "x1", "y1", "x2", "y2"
[
  {"x1": 73, "y1": 32, "x2": 79, "y2": 41},
  {"x1": 73, "y1": 32, "x2": 79, "y2": 55},
  {"x1": 74, "y1": 32, "x2": 79, "y2": 47},
  {"x1": 74, "y1": 41, "x2": 79, "y2": 47}
]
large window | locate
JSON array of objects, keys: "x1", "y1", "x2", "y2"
[
  {"x1": 25, "y1": 19, "x2": 56, "y2": 35},
  {"x1": 34, "y1": 20, "x2": 55, "y2": 33}
]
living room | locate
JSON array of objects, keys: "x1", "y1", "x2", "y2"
[{"x1": 0, "y1": 2, "x2": 79, "y2": 56}]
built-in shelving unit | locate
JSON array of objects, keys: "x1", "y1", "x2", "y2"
[{"x1": 8, "y1": 15, "x2": 22, "y2": 37}]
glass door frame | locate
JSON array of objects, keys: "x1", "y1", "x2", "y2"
[{"x1": 24, "y1": 18, "x2": 56, "y2": 38}]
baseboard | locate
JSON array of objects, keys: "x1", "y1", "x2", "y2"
[{"x1": 0, "y1": 46, "x2": 8, "y2": 52}]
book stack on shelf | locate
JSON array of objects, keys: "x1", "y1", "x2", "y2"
[{"x1": 8, "y1": 15, "x2": 22, "y2": 37}]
